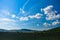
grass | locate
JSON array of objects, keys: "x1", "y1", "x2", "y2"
[{"x1": 0, "y1": 27, "x2": 60, "y2": 40}]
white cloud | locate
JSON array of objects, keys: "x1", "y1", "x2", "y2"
[
  {"x1": 22, "y1": 0, "x2": 29, "y2": 9},
  {"x1": 0, "y1": 18, "x2": 15, "y2": 22},
  {"x1": 0, "y1": 18, "x2": 20, "y2": 30},
  {"x1": 0, "y1": 10, "x2": 10, "y2": 18},
  {"x1": 19, "y1": 0, "x2": 29, "y2": 14},
  {"x1": 19, "y1": 13, "x2": 43, "y2": 21},
  {"x1": 52, "y1": 20, "x2": 60, "y2": 25},
  {"x1": 42, "y1": 5, "x2": 53, "y2": 14},
  {"x1": 20, "y1": 17, "x2": 29, "y2": 21},
  {"x1": 43, "y1": 22, "x2": 51, "y2": 26},
  {"x1": 43, "y1": 20, "x2": 60, "y2": 27},
  {"x1": 29, "y1": 13, "x2": 43, "y2": 19},
  {"x1": 11, "y1": 14, "x2": 20, "y2": 19},
  {"x1": 11, "y1": 14, "x2": 16, "y2": 18},
  {"x1": 46, "y1": 14, "x2": 60, "y2": 20},
  {"x1": 42, "y1": 5, "x2": 60, "y2": 20},
  {"x1": 1, "y1": 10, "x2": 10, "y2": 15}
]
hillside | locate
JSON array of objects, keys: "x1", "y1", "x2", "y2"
[
  {"x1": 48, "y1": 27, "x2": 60, "y2": 32},
  {"x1": 0, "y1": 27, "x2": 60, "y2": 40}
]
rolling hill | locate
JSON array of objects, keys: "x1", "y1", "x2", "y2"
[{"x1": 0, "y1": 27, "x2": 60, "y2": 40}]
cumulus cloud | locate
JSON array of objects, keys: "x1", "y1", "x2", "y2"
[
  {"x1": 8, "y1": 13, "x2": 43, "y2": 21},
  {"x1": 43, "y1": 22, "x2": 51, "y2": 26},
  {"x1": 18, "y1": 13, "x2": 43, "y2": 21},
  {"x1": 52, "y1": 20, "x2": 60, "y2": 25},
  {"x1": 29, "y1": 13, "x2": 43, "y2": 19},
  {"x1": 46, "y1": 14, "x2": 60, "y2": 20},
  {"x1": 42, "y1": 5, "x2": 53, "y2": 14},
  {"x1": 19, "y1": 17, "x2": 29, "y2": 21},
  {"x1": 43, "y1": 20, "x2": 60, "y2": 27},
  {"x1": 42, "y1": 5, "x2": 60, "y2": 20}
]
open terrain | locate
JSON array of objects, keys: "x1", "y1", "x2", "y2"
[{"x1": 0, "y1": 27, "x2": 60, "y2": 40}]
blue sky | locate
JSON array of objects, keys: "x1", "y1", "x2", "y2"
[{"x1": 0, "y1": 0, "x2": 60, "y2": 30}]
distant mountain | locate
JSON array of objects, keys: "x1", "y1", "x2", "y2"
[
  {"x1": 0, "y1": 27, "x2": 60, "y2": 40},
  {"x1": 8, "y1": 29, "x2": 37, "y2": 32},
  {"x1": 0, "y1": 29, "x2": 36, "y2": 32},
  {"x1": 0, "y1": 27, "x2": 60, "y2": 32},
  {"x1": 0, "y1": 29, "x2": 8, "y2": 32}
]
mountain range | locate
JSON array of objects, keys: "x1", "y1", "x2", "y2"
[
  {"x1": 0, "y1": 27, "x2": 60, "y2": 32},
  {"x1": 0, "y1": 27, "x2": 60, "y2": 40}
]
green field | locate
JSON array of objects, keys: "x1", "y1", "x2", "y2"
[{"x1": 0, "y1": 27, "x2": 60, "y2": 40}]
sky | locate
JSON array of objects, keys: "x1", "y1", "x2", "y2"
[{"x1": 0, "y1": 0, "x2": 60, "y2": 30}]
